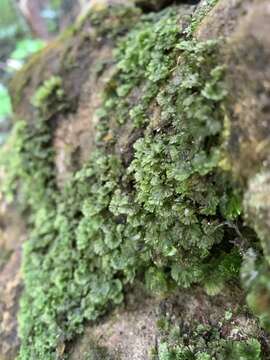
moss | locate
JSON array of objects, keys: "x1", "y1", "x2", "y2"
[
  {"x1": 184, "y1": 0, "x2": 219, "y2": 37},
  {"x1": 29, "y1": 76, "x2": 70, "y2": 123},
  {"x1": 152, "y1": 317, "x2": 262, "y2": 360},
  {"x1": 0, "y1": 2, "x2": 259, "y2": 359},
  {"x1": 152, "y1": 311, "x2": 263, "y2": 360}
]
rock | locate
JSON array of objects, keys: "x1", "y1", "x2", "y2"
[
  {"x1": 0, "y1": 249, "x2": 22, "y2": 360},
  {"x1": 225, "y1": 0, "x2": 270, "y2": 182},
  {"x1": 0, "y1": 171, "x2": 26, "y2": 359}
]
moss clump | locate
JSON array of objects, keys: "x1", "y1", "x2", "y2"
[
  {"x1": 152, "y1": 320, "x2": 262, "y2": 360},
  {"x1": 31, "y1": 76, "x2": 66, "y2": 118},
  {"x1": 0, "y1": 2, "x2": 255, "y2": 359}
]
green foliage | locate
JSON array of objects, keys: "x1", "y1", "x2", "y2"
[
  {"x1": 153, "y1": 319, "x2": 262, "y2": 360},
  {"x1": 10, "y1": 39, "x2": 45, "y2": 61},
  {"x1": 0, "y1": 83, "x2": 12, "y2": 118},
  {"x1": 0, "y1": 4, "x2": 249, "y2": 359},
  {"x1": 96, "y1": 7, "x2": 183, "y2": 138},
  {"x1": 0, "y1": 0, "x2": 23, "y2": 38}
]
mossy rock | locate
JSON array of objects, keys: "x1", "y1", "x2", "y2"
[{"x1": 1, "y1": 0, "x2": 270, "y2": 359}]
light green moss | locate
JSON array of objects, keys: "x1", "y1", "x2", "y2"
[{"x1": 31, "y1": 76, "x2": 65, "y2": 116}]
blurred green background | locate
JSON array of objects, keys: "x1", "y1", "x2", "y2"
[{"x1": 0, "y1": 0, "x2": 78, "y2": 144}]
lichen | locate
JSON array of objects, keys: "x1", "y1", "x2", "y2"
[{"x1": 0, "y1": 2, "x2": 263, "y2": 359}]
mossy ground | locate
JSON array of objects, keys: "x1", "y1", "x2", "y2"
[{"x1": 0, "y1": 1, "x2": 268, "y2": 359}]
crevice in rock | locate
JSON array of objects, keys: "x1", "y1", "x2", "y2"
[{"x1": 136, "y1": 0, "x2": 201, "y2": 13}]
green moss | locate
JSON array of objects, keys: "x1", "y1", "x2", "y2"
[
  {"x1": 152, "y1": 318, "x2": 262, "y2": 360},
  {"x1": 31, "y1": 76, "x2": 65, "y2": 117},
  {"x1": 184, "y1": 0, "x2": 220, "y2": 37},
  {"x1": 0, "y1": 3, "x2": 255, "y2": 359}
]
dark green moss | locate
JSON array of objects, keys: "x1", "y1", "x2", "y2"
[{"x1": 0, "y1": 2, "x2": 256, "y2": 359}]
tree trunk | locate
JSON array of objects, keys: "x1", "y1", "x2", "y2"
[{"x1": 14, "y1": 0, "x2": 50, "y2": 39}]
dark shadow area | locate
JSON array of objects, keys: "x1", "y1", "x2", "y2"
[{"x1": 137, "y1": 0, "x2": 201, "y2": 13}]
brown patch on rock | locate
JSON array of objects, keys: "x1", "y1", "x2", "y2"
[
  {"x1": 69, "y1": 285, "x2": 266, "y2": 359},
  {"x1": 0, "y1": 200, "x2": 26, "y2": 253},
  {"x1": 244, "y1": 171, "x2": 270, "y2": 260},
  {"x1": 9, "y1": 1, "x2": 141, "y2": 188},
  {"x1": 0, "y1": 187, "x2": 26, "y2": 359},
  {"x1": 69, "y1": 288, "x2": 159, "y2": 360},
  {"x1": 159, "y1": 286, "x2": 259, "y2": 339},
  {"x1": 0, "y1": 249, "x2": 23, "y2": 360},
  {"x1": 196, "y1": 0, "x2": 254, "y2": 41},
  {"x1": 53, "y1": 46, "x2": 116, "y2": 185},
  {"x1": 9, "y1": 28, "x2": 103, "y2": 125},
  {"x1": 224, "y1": 0, "x2": 270, "y2": 182}
]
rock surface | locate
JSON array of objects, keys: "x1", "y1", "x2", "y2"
[{"x1": 0, "y1": 199, "x2": 25, "y2": 360}]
